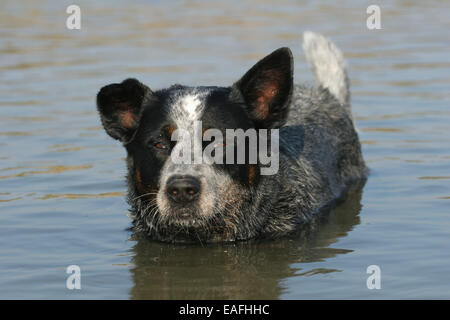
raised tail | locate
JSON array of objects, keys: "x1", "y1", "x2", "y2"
[{"x1": 302, "y1": 31, "x2": 350, "y2": 110}]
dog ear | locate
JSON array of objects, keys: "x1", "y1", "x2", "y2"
[
  {"x1": 97, "y1": 78, "x2": 152, "y2": 143},
  {"x1": 233, "y1": 47, "x2": 293, "y2": 129}
]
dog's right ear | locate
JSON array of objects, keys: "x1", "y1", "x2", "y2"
[
  {"x1": 232, "y1": 47, "x2": 293, "y2": 129},
  {"x1": 97, "y1": 78, "x2": 152, "y2": 143}
]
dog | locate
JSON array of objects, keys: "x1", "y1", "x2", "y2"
[{"x1": 96, "y1": 32, "x2": 368, "y2": 243}]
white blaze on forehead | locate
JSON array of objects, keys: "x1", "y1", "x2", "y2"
[
  {"x1": 181, "y1": 94, "x2": 202, "y2": 120},
  {"x1": 169, "y1": 90, "x2": 208, "y2": 166},
  {"x1": 171, "y1": 91, "x2": 207, "y2": 126}
]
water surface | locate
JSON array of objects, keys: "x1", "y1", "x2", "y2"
[{"x1": 1, "y1": 0, "x2": 449, "y2": 299}]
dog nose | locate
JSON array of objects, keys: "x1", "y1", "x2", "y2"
[{"x1": 166, "y1": 175, "x2": 201, "y2": 203}]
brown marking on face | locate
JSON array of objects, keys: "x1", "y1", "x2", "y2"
[
  {"x1": 248, "y1": 164, "x2": 257, "y2": 185},
  {"x1": 135, "y1": 167, "x2": 158, "y2": 197},
  {"x1": 135, "y1": 168, "x2": 144, "y2": 193},
  {"x1": 164, "y1": 125, "x2": 176, "y2": 139}
]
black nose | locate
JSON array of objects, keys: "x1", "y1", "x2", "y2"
[{"x1": 166, "y1": 175, "x2": 201, "y2": 203}]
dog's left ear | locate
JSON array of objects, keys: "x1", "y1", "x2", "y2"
[
  {"x1": 97, "y1": 78, "x2": 152, "y2": 143},
  {"x1": 232, "y1": 47, "x2": 293, "y2": 129}
]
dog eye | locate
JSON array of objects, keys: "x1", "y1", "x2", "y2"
[
  {"x1": 154, "y1": 142, "x2": 168, "y2": 150},
  {"x1": 149, "y1": 134, "x2": 169, "y2": 150}
]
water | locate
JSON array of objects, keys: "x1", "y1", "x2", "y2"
[{"x1": 1, "y1": 0, "x2": 449, "y2": 299}]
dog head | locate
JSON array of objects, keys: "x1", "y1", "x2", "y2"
[{"x1": 97, "y1": 48, "x2": 293, "y2": 242}]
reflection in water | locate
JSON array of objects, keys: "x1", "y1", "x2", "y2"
[{"x1": 129, "y1": 182, "x2": 364, "y2": 299}]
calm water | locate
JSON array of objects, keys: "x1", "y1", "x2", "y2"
[{"x1": 1, "y1": 0, "x2": 449, "y2": 299}]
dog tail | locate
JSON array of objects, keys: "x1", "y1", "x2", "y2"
[{"x1": 302, "y1": 31, "x2": 350, "y2": 110}]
